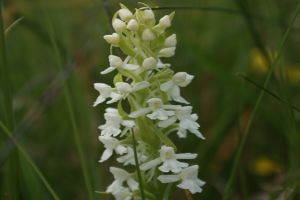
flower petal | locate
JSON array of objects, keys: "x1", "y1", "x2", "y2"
[
  {"x1": 101, "y1": 66, "x2": 116, "y2": 74},
  {"x1": 158, "y1": 175, "x2": 180, "y2": 183},
  {"x1": 140, "y1": 158, "x2": 162, "y2": 171},
  {"x1": 99, "y1": 149, "x2": 113, "y2": 162},
  {"x1": 132, "y1": 81, "x2": 150, "y2": 91},
  {"x1": 129, "y1": 108, "x2": 151, "y2": 118},
  {"x1": 175, "y1": 153, "x2": 198, "y2": 160}
]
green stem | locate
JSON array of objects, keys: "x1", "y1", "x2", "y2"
[
  {"x1": 131, "y1": 129, "x2": 146, "y2": 200},
  {"x1": 223, "y1": 1, "x2": 300, "y2": 199},
  {"x1": 0, "y1": 121, "x2": 60, "y2": 200}
]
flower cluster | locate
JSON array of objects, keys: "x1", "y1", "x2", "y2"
[{"x1": 94, "y1": 4, "x2": 205, "y2": 199}]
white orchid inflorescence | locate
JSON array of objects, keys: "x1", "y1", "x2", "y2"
[{"x1": 94, "y1": 3, "x2": 205, "y2": 199}]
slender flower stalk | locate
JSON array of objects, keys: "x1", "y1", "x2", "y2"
[{"x1": 94, "y1": 3, "x2": 205, "y2": 199}]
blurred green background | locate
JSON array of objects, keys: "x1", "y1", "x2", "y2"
[{"x1": 0, "y1": 0, "x2": 300, "y2": 199}]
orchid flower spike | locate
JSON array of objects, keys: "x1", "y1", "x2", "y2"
[{"x1": 94, "y1": 4, "x2": 205, "y2": 199}]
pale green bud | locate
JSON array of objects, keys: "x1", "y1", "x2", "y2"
[
  {"x1": 141, "y1": 9, "x2": 155, "y2": 21},
  {"x1": 158, "y1": 47, "x2": 176, "y2": 57},
  {"x1": 164, "y1": 34, "x2": 177, "y2": 47},
  {"x1": 142, "y1": 57, "x2": 157, "y2": 70},
  {"x1": 172, "y1": 72, "x2": 194, "y2": 87},
  {"x1": 142, "y1": 29, "x2": 155, "y2": 41},
  {"x1": 103, "y1": 33, "x2": 120, "y2": 46},
  {"x1": 112, "y1": 19, "x2": 126, "y2": 32},
  {"x1": 159, "y1": 15, "x2": 171, "y2": 29},
  {"x1": 118, "y1": 8, "x2": 133, "y2": 21},
  {"x1": 109, "y1": 55, "x2": 123, "y2": 68},
  {"x1": 127, "y1": 19, "x2": 139, "y2": 31}
]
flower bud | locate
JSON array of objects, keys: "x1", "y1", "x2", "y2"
[
  {"x1": 164, "y1": 34, "x2": 177, "y2": 47},
  {"x1": 159, "y1": 15, "x2": 171, "y2": 29},
  {"x1": 172, "y1": 72, "x2": 194, "y2": 87},
  {"x1": 142, "y1": 57, "x2": 157, "y2": 70},
  {"x1": 158, "y1": 47, "x2": 176, "y2": 57},
  {"x1": 127, "y1": 19, "x2": 139, "y2": 31},
  {"x1": 141, "y1": 9, "x2": 155, "y2": 21},
  {"x1": 142, "y1": 29, "x2": 155, "y2": 41},
  {"x1": 147, "y1": 98, "x2": 163, "y2": 110},
  {"x1": 115, "y1": 82, "x2": 132, "y2": 95},
  {"x1": 112, "y1": 18, "x2": 126, "y2": 32},
  {"x1": 109, "y1": 55, "x2": 123, "y2": 68},
  {"x1": 103, "y1": 33, "x2": 120, "y2": 46},
  {"x1": 118, "y1": 8, "x2": 133, "y2": 21}
]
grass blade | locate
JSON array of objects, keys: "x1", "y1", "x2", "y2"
[
  {"x1": 237, "y1": 73, "x2": 300, "y2": 113},
  {"x1": 0, "y1": 121, "x2": 60, "y2": 200},
  {"x1": 43, "y1": 10, "x2": 94, "y2": 200},
  {"x1": 223, "y1": 1, "x2": 300, "y2": 199},
  {"x1": 5, "y1": 17, "x2": 24, "y2": 35},
  {"x1": 0, "y1": 3, "x2": 18, "y2": 199}
]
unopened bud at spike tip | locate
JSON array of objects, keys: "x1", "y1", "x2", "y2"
[
  {"x1": 142, "y1": 29, "x2": 155, "y2": 41},
  {"x1": 118, "y1": 8, "x2": 133, "y2": 21},
  {"x1": 159, "y1": 15, "x2": 171, "y2": 29}
]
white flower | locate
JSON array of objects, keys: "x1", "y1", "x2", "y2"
[
  {"x1": 112, "y1": 18, "x2": 126, "y2": 32},
  {"x1": 93, "y1": 83, "x2": 114, "y2": 106},
  {"x1": 111, "y1": 186, "x2": 132, "y2": 200},
  {"x1": 158, "y1": 47, "x2": 176, "y2": 57},
  {"x1": 129, "y1": 98, "x2": 178, "y2": 121},
  {"x1": 142, "y1": 29, "x2": 155, "y2": 41},
  {"x1": 127, "y1": 19, "x2": 139, "y2": 31},
  {"x1": 160, "y1": 72, "x2": 193, "y2": 104},
  {"x1": 158, "y1": 165, "x2": 205, "y2": 194},
  {"x1": 114, "y1": 81, "x2": 150, "y2": 101},
  {"x1": 98, "y1": 136, "x2": 127, "y2": 162},
  {"x1": 99, "y1": 108, "x2": 135, "y2": 137},
  {"x1": 140, "y1": 145, "x2": 197, "y2": 173},
  {"x1": 142, "y1": 57, "x2": 157, "y2": 70},
  {"x1": 158, "y1": 15, "x2": 171, "y2": 29},
  {"x1": 101, "y1": 55, "x2": 139, "y2": 75},
  {"x1": 158, "y1": 106, "x2": 205, "y2": 139},
  {"x1": 107, "y1": 167, "x2": 139, "y2": 194},
  {"x1": 164, "y1": 34, "x2": 177, "y2": 47},
  {"x1": 94, "y1": 81, "x2": 149, "y2": 105},
  {"x1": 117, "y1": 146, "x2": 147, "y2": 166},
  {"x1": 118, "y1": 8, "x2": 133, "y2": 21},
  {"x1": 103, "y1": 33, "x2": 120, "y2": 46}
]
